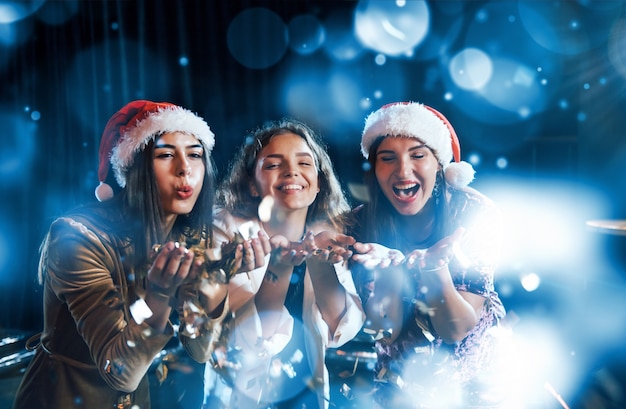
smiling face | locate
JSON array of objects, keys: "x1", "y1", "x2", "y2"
[
  {"x1": 374, "y1": 136, "x2": 440, "y2": 216},
  {"x1": 251, "y1": 132, "x2": 319, "y2": 216},
  {"x1": 153, "y1": 131, "x2": 205, "y2": 225}
]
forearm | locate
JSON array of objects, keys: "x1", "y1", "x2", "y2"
[
  {"x1": 254, "y1": 264, "x2": 291, "y2": 338},
  {"x1": 307, "y1": 260, "x2": 347, "y2": 334},
  {"x1": 421, "y1": 266, "x2": 478, "y2": 343}
]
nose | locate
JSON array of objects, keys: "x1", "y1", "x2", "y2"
[
  {"x1": 396, "y1": 157, "x2": 412, "y2": 178},
  {"x1": 283, "y1": 161, "x2": 299, "y2": 177},
  {"x1": 177, "y1": 155, "x2": 191, "y2": 176}
]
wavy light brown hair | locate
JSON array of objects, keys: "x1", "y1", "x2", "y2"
[{"x1": 218, "y1": 118, "x2": 350, "y2": 232}]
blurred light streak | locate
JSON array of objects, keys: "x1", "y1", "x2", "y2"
[
  {"x1": 227, "y1": 7, "x2": 288, "y2": 70},
  {"x1": 544, "y1": 381, "x2": 571, "y2": 409},
  {"x1": 0, "y1": 227, "x2": 7, "y2": 282},
  {"x1": 608, "y1": 18, "x2": 626, "y2": 80},
  {"x1": 354, "y1": 0, "x2": 429, "y2": 57}
]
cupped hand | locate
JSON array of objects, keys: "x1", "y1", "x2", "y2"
[
  {"x1": 303, "y1": 230, "x2": 355, "y2": 264},
  {"x1": 351, "y1": 242, "x2": 405, "y2": 270},
  {"x1": 406, "y1": 227, "x2": 465, "y2": 271},
  {"x1": 268, "y1": 234, "x2": 308, "y2": 267},
  {"x1": 147, "y1": 241, "x2": 198, "y2": 297},
  {"x1": 231, "y1": 229, "x2": 272, "y2": 274}
]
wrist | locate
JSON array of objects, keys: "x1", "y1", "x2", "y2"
[
  {"x1": 418, "y1": 262, "x2": 448, "y2": 274},
  {"x1": 148, "y1": 281, "x2": 176, "y2": 295}
]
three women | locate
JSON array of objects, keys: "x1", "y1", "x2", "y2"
[{"x1": 15, "y1": 99, "x2": 509, "y2": 409}]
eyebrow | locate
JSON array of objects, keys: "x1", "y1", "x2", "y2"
[
  {"x1": 378, "y1": 143, "x2": 427, "y2": 155},
  {"x1": 154, "y1": 143, "x2": 204, "y2": 149},
  {"x1": 264, "y1": 152, "x2": 314, "y2": 159}
]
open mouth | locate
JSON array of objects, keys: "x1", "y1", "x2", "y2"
[
  {"x1": 279, "y1": 184, "x2": 304, "y2": 191},
  {"x1": 392, "y1": 182, "x2": 420, "y2": 199}
]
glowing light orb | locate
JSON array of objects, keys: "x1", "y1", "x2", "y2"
[
  {"x1": 354, "y1": 0, "x2": 430, "y2": 56},
  {"x1": 449, "y1": 48, "x2": 493, "y2": 91},
  {"x1": 520, "y1": 272, "x2": 541, "y2": 292}
]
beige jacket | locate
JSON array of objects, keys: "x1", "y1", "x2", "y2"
[{"x1": 13, "y1": 215, "x2": 172, "y2": 408}]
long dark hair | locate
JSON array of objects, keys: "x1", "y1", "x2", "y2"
[
  {"x1": 218, "y1": 118, "x2": 350, "y2": 232},
  {"x1": 358, "y1": 136, "x2": 449, "y2": 252}
]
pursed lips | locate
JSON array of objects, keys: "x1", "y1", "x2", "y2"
[{"x1": 175, "y1": 185, "x2": 193, "y2": 199}]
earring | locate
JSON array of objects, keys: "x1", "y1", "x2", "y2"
[{"x1": 432, "y1": 180, "x2": 441, "y2": 206}]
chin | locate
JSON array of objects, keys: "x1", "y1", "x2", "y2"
[
  {"x1": 393, "y1": 203, "x2": 423, "y2": 216},
  {"x1": 166, "y1": 206, "x2": 193, "y2": 216}
]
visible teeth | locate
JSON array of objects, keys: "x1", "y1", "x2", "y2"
[
  {"x1": 281, "y1": 184, "x2": 303, "y2": 191},
  {"x1": 394, "y1": 183, "x2": 417, "y2": 190},
  {"x1": 392, "y1": 182, "x2": 419, "y2": 198}
]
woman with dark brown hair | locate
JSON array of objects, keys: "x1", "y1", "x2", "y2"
[
  {"x1": 349, "y1": 102, "x2": 515, "y2": 409},
  {"x1": 14, "y1": 100, "x2": 228, "y2": 409}
]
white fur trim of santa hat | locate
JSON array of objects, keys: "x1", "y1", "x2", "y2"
[{"x1": 361, "y1": 102, "x2": 475, "y2": 188}]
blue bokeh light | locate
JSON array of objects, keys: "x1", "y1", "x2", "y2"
[
  {"x1": 227, "y1": 7, "x2": 288, "y2": 70},
  {"x1": 288, "y1": 14, "x2": 325, "y2": 55}
]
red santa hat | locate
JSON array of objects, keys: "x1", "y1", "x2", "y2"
[
  {"x1": 360, "y1": 101, "x2": 475, "y2": 188},
  {"x1": 95, "y1": 100, "x2": 215, "y2": 201}
]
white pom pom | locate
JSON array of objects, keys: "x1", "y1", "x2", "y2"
[
  {"x1": 444, "y1": 161, "x2": 475, "y2": 188},
  {"x1": 95, "y1": 182, "x2": 114, "y2": 201}
]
